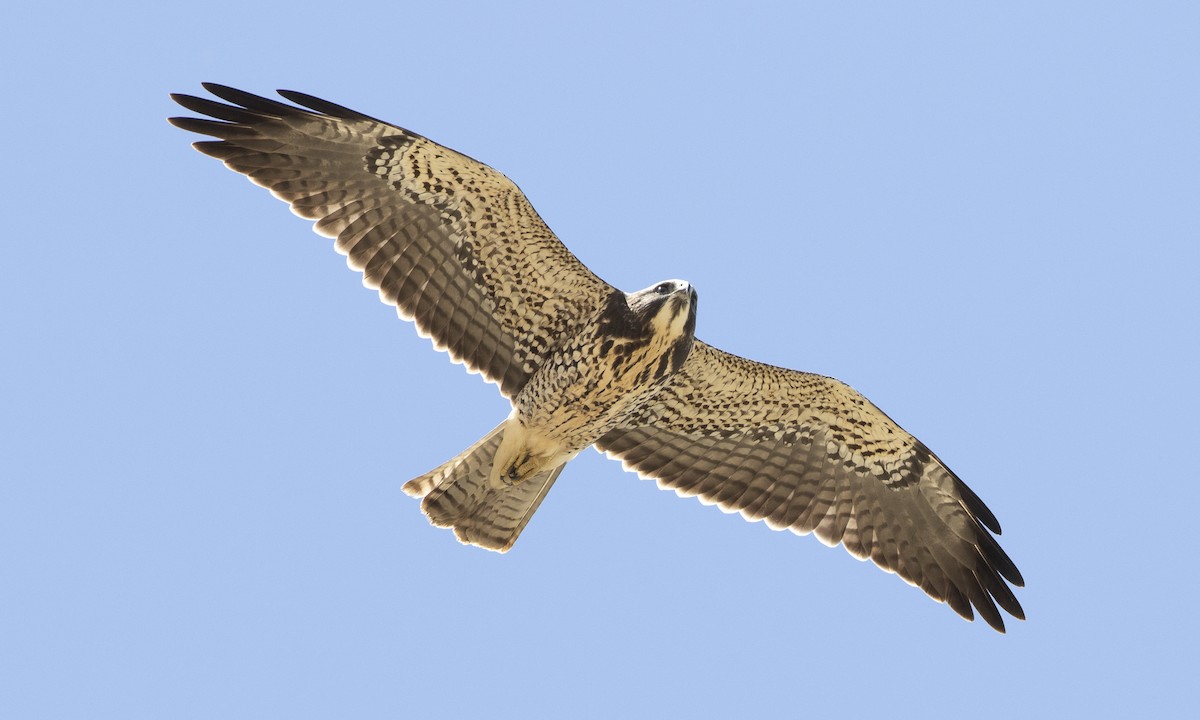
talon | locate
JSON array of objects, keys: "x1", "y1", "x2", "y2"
[{"x1": 504, "y1": 466, "x2": 521, "y2": 486}]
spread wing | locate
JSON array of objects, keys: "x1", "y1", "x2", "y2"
[
  {"x1": 169, "y1": 84, "x2": 614, "y2": 398},
  {"x1": 597, "y1": 341, "x2": 1025, "y2": 632}
]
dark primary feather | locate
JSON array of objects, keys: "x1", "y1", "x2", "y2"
[
  {"x1": 275, "y1": 88, "x2": 383, "y2": 122},
  {"x1": 169, "y1": 85, "x2": 614, "y2": 398}
]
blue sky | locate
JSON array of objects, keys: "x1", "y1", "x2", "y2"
[{"x1": 3, "y1": 1, "x2": 1197, "y2": 717}]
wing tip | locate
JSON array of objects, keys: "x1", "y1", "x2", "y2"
[{"x1": 601, "y1": 447, "x2": 1025, "y2": 633}]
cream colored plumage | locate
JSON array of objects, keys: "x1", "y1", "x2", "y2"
[{"x1": 171, "y1": 84, "x2": 1024, "y2": 632}]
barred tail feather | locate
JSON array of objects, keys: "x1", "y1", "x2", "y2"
[
  {"x1": 402, "y1": 424, "x2": 565, "y2": 552},
  {"x1": 401, "y1": 423, "x2": 505, "y2": 500}
]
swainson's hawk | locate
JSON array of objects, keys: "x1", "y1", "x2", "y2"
[{"x1": 170, "y1": 84, "x2": 1024, "y2": 631}]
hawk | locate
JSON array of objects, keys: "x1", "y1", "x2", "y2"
[{"x1": 170, "y1": 84, "x2": 1024, "y2": 631}]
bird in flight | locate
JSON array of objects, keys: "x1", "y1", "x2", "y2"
[{"x1": 170, "y1": 84, "x2": 1024, "y2": 631}]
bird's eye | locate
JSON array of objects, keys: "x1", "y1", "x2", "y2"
[{"x1": 655, "y1": 282, "x2": 673, "y2": 294}]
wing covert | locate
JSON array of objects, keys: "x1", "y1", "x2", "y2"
[
  {"x1": 597, "y1": 341, "x2": 1024, "y2": 631},
  {"x1": 170, "y1": 84, "x2": 614, "y2": 397}
]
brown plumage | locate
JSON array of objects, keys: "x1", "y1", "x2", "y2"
[{"x1": 170, "y1": 84, "x2": 1024, "y2": 631}]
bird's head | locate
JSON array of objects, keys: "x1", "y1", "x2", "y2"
[{"x1": 628, "y1": 279, "x2": 698, "y2": 341}]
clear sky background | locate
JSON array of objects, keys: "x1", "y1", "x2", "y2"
[{"x1": 3, "y1": 2, "x2": 1197, "y2": 717}]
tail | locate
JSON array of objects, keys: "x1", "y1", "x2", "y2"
[{"x1": 402, "y1": 423, "x2": 566, "y2": 552}]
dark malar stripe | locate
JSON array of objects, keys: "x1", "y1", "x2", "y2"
[
  {"x1": 669, "y1": 335, "x2": 694, "y2": 373},
  {"x1": 655, "y1": 352, "x2": 671, "y2": 379}
]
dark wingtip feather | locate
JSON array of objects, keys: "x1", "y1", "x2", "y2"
[
  {"x1": 976, "y1": 562, "x2": 1023, "y2": 631},
  {"x1": 944, "y1": 584, "x2": 973, "y2": 622},
  {"x1": 966, "y1": 580, "x2": 1006, "y2": 633},
  {"x1": 171, "y1": 93, "x2": 265, "y2": 124},
  {"x1": 982, "y1": 607, "x2": 1006, "y2": 633},
  {"x1": 189, "y1": 140, "x2": 240, "y2": 161},
  {"x1": 168, "y1": 116, "x2": 229, "y2": 139},
  {"x1": 276, "y1": 89, "x2": 381, "y2": 122},
  {"x1": 167, "y1": 116, "x2": 255, "y2": 140},
  {"x1": 983, "y1": 569, "x2": 1026, "y2": 621},
  {"x1": 955, "y1": 475, "x2": 1002, "y2": 534},
  {"x1": 200, "y1": 83, "x2": 305, "y2": 116},
  {"x1": 979, "y1": 527, "x2": 1025, "y2": 587}
]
